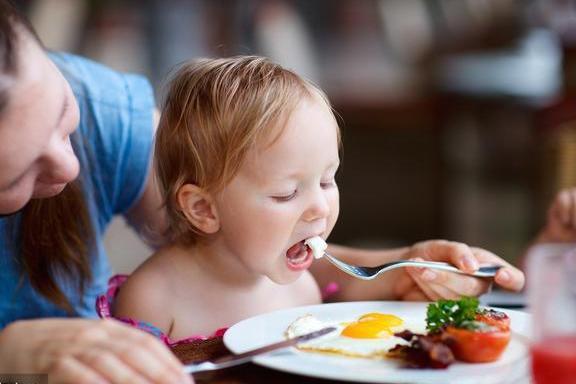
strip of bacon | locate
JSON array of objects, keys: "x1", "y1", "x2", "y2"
[{"x1": 387, "y1": 330, "x2": 454, "y2": 369}]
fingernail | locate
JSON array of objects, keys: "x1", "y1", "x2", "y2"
[
  {"x1": 464, "y1": 257, "x2": 478, "y2": 271},
  {"x1": 498, "y1": 270, "x2": 510, "y2": 283},
  {"x1": 422, "y1": 269, "x2": 436, "y2": 281}
]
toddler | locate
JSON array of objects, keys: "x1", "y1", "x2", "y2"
[{"x1": 98, "y1": 56, "x2": 523, "y2": 345}]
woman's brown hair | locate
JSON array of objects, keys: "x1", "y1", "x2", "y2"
[
  {"x1": 0, "y1": 0, "x2": 93, "y2": 313},
  {"x1": 155, "y1": 56, "x2": 338, "y2": 244}
]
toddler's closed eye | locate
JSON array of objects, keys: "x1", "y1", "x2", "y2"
[
  {"x1": 321, "y1": 180, "x2": 336, "y2": 189},
  {"x1": 272, "y1": 190, "x2": 297, "y2": 202}
]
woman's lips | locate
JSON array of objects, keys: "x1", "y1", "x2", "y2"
[{"x1": 285, "y1": 241, "x2": 314, "y2": 271}]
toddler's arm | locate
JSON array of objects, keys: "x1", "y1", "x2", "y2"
[{"x1": 113, "y1": 269, "x2": 174, "y2": 339}]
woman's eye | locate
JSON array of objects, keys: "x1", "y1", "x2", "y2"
[{"x1": 272, "y1": 191, "x2": 297, "y2": 202}]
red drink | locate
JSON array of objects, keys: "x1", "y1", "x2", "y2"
[{"x1": 531, "y1": 336, "x2": 576, "y2": 384}]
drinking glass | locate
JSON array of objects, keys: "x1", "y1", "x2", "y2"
[{"x1": 527, "y1": 243, "x2": 576, "y2": 384}]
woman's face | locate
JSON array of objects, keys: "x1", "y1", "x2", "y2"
[{"x1": 0, "y1": 32, "x2": 80, "y2": 214}]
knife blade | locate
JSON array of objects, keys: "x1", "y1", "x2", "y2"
[{"x1": 184, "y1": 326, "x2": 337, "y2": 374}]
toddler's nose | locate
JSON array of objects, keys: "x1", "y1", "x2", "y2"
[{"x1": 303, "y1": 189, "x2": 331, "y2": 222}]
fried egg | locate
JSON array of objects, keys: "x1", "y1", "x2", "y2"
[{"x1": 285, "y1": 312, "x2": 425, "y2": 359}]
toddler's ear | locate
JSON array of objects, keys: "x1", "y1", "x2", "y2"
[{"x1": 177, "y1": 184, "x2": 220, "y2": 234}]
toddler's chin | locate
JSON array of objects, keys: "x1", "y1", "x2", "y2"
[{"x1": 267, "y1": 269, "x2": 305, "y2": 285}]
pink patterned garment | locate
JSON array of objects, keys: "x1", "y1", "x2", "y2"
[
  {"x1": 96, "y1": 275, "x2": 340, "y2": 347},
  {"x1": 96, "y1": 275, "x2": 227, "y2": 347}
]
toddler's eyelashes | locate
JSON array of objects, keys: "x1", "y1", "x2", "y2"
[
  {"x1": 272, "y1": 191, "x2": 297, "y2": 202},
  {"x1": 320, "y1": 180, "x2": 336, "y2": 189}
]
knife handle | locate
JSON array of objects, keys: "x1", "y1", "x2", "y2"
[
  {"x1": 184, "y1": 326, "x2": 337, "y2": 374},
  {"x1": 184, "y1": 360, "x2": 236, "y2": 374}
]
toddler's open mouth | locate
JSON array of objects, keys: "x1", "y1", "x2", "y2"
[{"x1": 285, "y1": 240, "x2": 313, "y2": 271}]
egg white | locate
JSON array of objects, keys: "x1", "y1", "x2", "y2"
[{"x1": 285, "y1": 313, "x2": 426, "y2": 359}]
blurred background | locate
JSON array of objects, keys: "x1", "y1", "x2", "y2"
[{"x1": 15, "y1": 0, "x2": 576, "y2": 273}]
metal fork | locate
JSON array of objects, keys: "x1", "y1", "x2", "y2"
[{"x1": 322, "y1": 252, "x2": 502, "y2": 280}]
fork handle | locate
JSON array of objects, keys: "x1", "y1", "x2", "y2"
[{"x1": 397, "y1": 260, "x2": 502, "y2": 278}]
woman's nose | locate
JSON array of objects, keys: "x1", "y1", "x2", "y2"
[{"x1": 40, "y1": 136, "x2": 80, "y2": 184}]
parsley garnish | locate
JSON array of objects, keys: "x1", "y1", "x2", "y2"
[{"x1": 426, "y1": 297, "x2": 479, "y2": 333}]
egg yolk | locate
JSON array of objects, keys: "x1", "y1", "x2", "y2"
[{"x1": 341, "y1": 313, "x2": 404, "y2": 339}]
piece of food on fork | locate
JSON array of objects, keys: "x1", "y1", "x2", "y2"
[{"x1": 305, "y1": 236, "x2": 327, "y2": 259}]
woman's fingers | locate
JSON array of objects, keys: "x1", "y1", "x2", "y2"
[
  {"x1": 104, "y1": 321, "x2": 182, "y2": 369},
  {"x1": 76, "y1": 347, "x2": 148, "y2": 384},
  {"x1": 100, "y1": 322, "x2": 189, "y2": 384},
  {"x1": 94, "y1": 320, "x2": 191, "y2": 384},
  {"x1": 403, "y1": 241, "x2": 525, "y2": 300},
  {"x1": 0, "y1": 319, "x2": 193, "y2": 384},
  {"x1": 470, "y1": 248, "x2": 525, "y2": 291},
  {"x1": 440, "y1": 242, "x2": 480, "y2": 274},
  {"x1": 411, "y1": 240, "x2": 479, "y2": 274},
  {"x1": 494, "y1": 266, "x2": 525, "y2": 291},
  {"x1": 406, "y1": 258, "x2": 490, "y2": 300},
  {"x1": 49, "y1": 356, "x2": 108, "y2": 384},
  {"x1": 48, "y1": 319, "x2": 191, "y2": 384},
  {"x1": 445, "y1": 243, "x2": 525, "y2": 292}
]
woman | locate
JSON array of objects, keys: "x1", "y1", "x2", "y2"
[
  {"x1": 0, "y1": 1, "x2": 524, "y2": 383},
  {"x1": 0, "y1": 2, "x2": 192, "y2": 383}
]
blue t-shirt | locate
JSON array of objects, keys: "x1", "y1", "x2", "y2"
[{"x1": 0, "y1": 53, "x2": 154, "y2": 327}]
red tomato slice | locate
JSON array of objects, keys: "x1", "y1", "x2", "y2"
[
  {"x1": 476, "y1": 309, "x2": 510, "y2": 331},
  {"x1": 442, "y1": 326, "x2": 511, "y2": 363}
]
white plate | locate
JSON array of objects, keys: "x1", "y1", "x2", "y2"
[{"x1": 224, "y1": 301, "x2": 531, "y2": 384}]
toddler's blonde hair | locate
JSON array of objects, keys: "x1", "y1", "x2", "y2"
[{"x1": 155, "y1": 55, "x2": 337, "y2": 243}]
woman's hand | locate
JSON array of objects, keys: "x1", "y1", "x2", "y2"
[
  {"x1": 395, "y1": 240, "x2": 525, "y2": 301},
  {"x1": 0, "y1": 318, "x2": 193, "y2": 384},
  {"x1": 537, "y1": 188, "x2": 576, "y2": 243}
]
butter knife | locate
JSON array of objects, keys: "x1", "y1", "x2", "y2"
[{"x1": 184, "y1": 326, "x2": 337, "y2": 374}]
